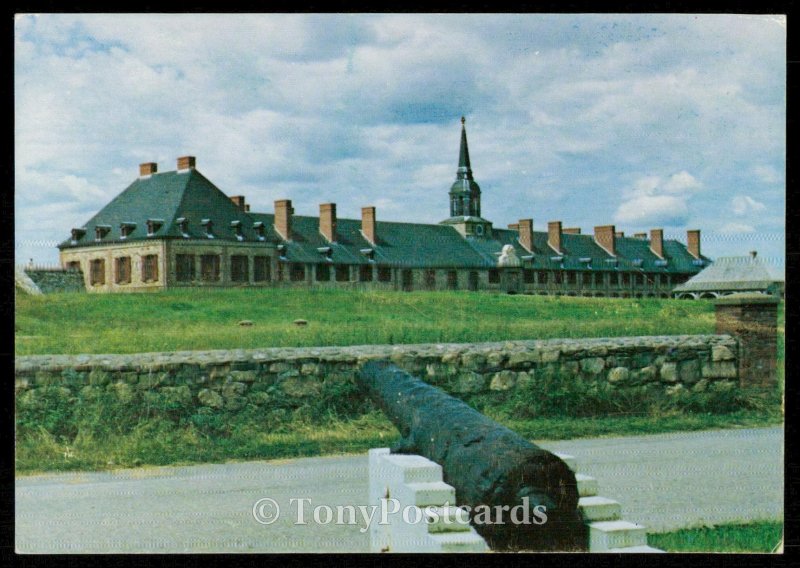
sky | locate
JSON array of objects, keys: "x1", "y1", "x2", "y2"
[{"x1": 14, "y1": 13, "x2": 786, "y2": 271}]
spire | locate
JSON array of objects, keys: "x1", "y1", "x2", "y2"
[
  {"x1": 449, "y1": 116, "x2": 481, "y2": 218},
  {"x1": 457, "y1": 116, "x2": 473, "y2": 180}
]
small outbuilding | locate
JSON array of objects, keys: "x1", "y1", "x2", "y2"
[{"x1": 673, "y1": 251, "x2": 784, "y2": 299}]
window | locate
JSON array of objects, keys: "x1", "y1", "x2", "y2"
[
  {"x1": 401, "y1": 269, "x2": 413, "y2": 291},
  {"x1": 66, "y1": 261, "x2": 80, "y2": 271},
  {"x1": 146, "y1": 219, "x2": 163, "y2": 236},
  {"x1": 120, "y1": 223, "x2": 136, "y2": 239},
  {"x1": 636, "y1": 273, "x2": 644, "y2": 286},
  {"x1": 424, "y1": 269, "x2": 436, "y2": 290},
  {"x1": 201, "y1": 219, "x2": 214, "y2": 239},
  {"x1": 566, "y1": 271, "x2": 576, "y2": 284},
  {"x1": 277, "y1": 262, "x2": 285, "y2": 281},
  {"x1": 290, "y1": 263, "x2": 306, "y2": 282},
  {"x1": 254, "y1": 256, "x2": 271, "y2": 282},
  {"x1": 359, "y1": 265, "x2": 373, "y2": 282},
  {"x1": 335, "y1": 265, "x2": 350, "y2": 282},
  {"x1": 176, "y1": 254, "x2": 196, "y2": 282},
  {"x1": 488, "y1": 269, "x2": 500, "y2": 284},
  {"x1": 537, "y1": 271, "x2": 548, "y2": 284},
  {"x1": 553, "y1": 271, "x2": 563, "y2": 285},
  {"x1": 622, "y1": 272, "x2": 631, "y2": 286},
  {"x1": 231, "y1": 221, "x2": 244, "y2": 241},
  {"x1": 582, "y1": 272, "x2": 592, "y2": 286},
  {"x1": 316, "y1": 264, "x2": 331, "y2": 281},
  {"x1": 94, "y1": 226, "x2": 110, "y2": 241},
  {"x1": 201, "y1": 254, "x2": 220, "y2": 281},
  {"x1": 115, "y1": 256, "x2": 131, "y2": 284},
  {"x1": 523, "y1": 269, "x2": 535, "y2": 284},
  {"x1": 231, "y1": 255, "x2": 249, "y2": 282},
  {"x1": 142, "y1": 254, "x2": 159, "y2": 282},
  {"x1": 177, "y1": 217, "x2": 190, "y2": 238},
  {"x1": 447, "y1": 270, "x2": 458, "y2": 290},
  {"x1": 468, "y1": 271, "x2": 479, "y2": 291},
  {"x1": 377, "y1": 266, "x2": 392, "y2": 282},
  {"x1": 593, "y1": 272, "x2": 603, "y2": 286},
  {"x1": 90, "y1": 259, "x2": 105, "y2": 285},
  {"x1": 254, "y1": 222, "x2": 266, "y2": 241},
  {"x1": 475, "y1": 224, "x2": 484, "y2": 236}
]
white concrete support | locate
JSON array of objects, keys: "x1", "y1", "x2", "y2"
[{"x1": 368, "y1": 448, "x2": 489, "y2": 553}]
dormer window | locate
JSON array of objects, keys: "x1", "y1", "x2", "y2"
[
  {"x1": 70, "y1": 228, "x2": 86, "y2": 245},
  {"x1": 253, "y1": 222, "x2": 266, "y2": 242},
  {"x1": 605, "y1": 258, "x2": 619, "y2": 266},
  {"x1": 277, "y1": 244, "x2": 287, "y2": 260},
  {"x1": 692, "y1": 259, "x2": 705, "y2": 267},
  {"x1": 631, "y1": 258, "x2": 643, "y2": 267},
  {"x1": 654, "y1": 259, "x2": 669, "y2": 268},
  {"x1": 579, "y1": 257, "x2": 592, "y2": 269},
  {"x1": 201, "y1": 219, "x2": 214, "y2": 239},
  {"x1": 231, "y1": 220, "x2": 243, "y2": 242},
  {"x1": 317, "y1": 246, "x2": 333, "y2": 261},
  {"x1": 94, "y1": 225, "x2": 111, "y2": 241},
  {"x1": 146, "y1": 219, "x2": 164, "y2": 237},
  {"x1": 120, "y1": 222, "x2": 137, "y2": 240},
  {"x1": 360, "y1": 248, "x2": 375, "y2": 262},
  {"x1": 176, "y1": 217, "x2": 190, "y2": 238}
]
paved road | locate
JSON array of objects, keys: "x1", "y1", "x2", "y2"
[{"x1": 16, "y1": 426, "x2": 782, "y2": 553}]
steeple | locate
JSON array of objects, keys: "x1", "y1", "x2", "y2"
[
  {"x1": 457, "y1": 116, "x2": 472, "y2": 177},
  {"x1": 449, "y1": 116, "x2": 481, "y2": 218}
]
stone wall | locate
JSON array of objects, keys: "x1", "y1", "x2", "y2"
[
  {"x1": 15, "y1": 335, "x2": 740, "y2": 419},
  {"x1": 24, "y1": 269, "x2": 85, "y2": 294}
]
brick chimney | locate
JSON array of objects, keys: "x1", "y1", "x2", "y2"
[
  {"x1": 563, "y1": 227, "x2": 581, "y2": 235},
  {"x1": 650, "y1": 228, "x2": 664, "y2": 259},
  {"x1": 548, "y1": 221, "x2": 563, "y2": 254},
  {"x1": 686, "y1": 230, "x2": 701, "y2": 259},
  {"x1": 274, "y1": 199, "x2": 293, "y2": 240},
  {"x1": 177, "y1": 156, "x2": 196, "y2": 171},
  {"x1": 139, "y1": 162, "x2": 157, "y2": 177},
  {"x1": 518, "y1": 219, "x2": 533, "y2": 253},
  {"x1": 594, "y1": 225, "x2": 616, "y2": 256},
  {"x1": 362, "y1": 206, "x2": 376, "y2": 245},
  {"x1": 230, "y1": 196, "x2": 246, "y2": 211},
  {"x1": 320, "y1": 203, "x2": 337, "y2": 242}
]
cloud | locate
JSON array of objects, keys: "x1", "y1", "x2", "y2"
[
  {"x1": 614, "y1": 194, "x2": 689, "y2": 226},
  {"x1": 731, "y1": 195, "x2": 766, "y2": 216},
  {"x1": 13, "y1": 14, "x2": 785, "y2": 266},
  {"x1": 719, "y1": 222, "x2": 757, "y2": 233}
]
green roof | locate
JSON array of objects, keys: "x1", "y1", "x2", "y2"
[
  {"x1": 60, "y1": 168, "x2": 707, "y2": 274},
  {"x1": 59, "y1": 169, "x2": 267, "y2": 248}
]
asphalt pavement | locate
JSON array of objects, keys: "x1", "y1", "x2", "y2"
[{"x1": 16, "y1": 426, "x2": 783, "y2": 553}]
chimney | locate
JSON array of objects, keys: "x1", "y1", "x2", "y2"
[
  {"x1": 320, "y1": 203, "x2": 337, "y2": 242},
  {"x1": 615, "y1": 231, "x2": 625, "y2": 238},
  {"x1": 563, "y1": 227, "x2": 581, "y2": 235},
  {"x1": 634, "y1": 232, "x2": 647, "y2": 239},
  {"x1": 750, "y1": 250, "x2": 758, "y2": 259},
  {"x1": 230, "y1": 196, "x2": 246, "y2": 211},
  {"x1": 650, "y1": 228, "x2": 664, "y2": 259},
  {"x1": 139, "y1": 162, "x2": 157, "y2": 177},
  {"x1": 518, "y1": 219, "x2": 533, "y2": 253},
  {"x1": 594, "y1": 225, "x2": 616, "y2": 256},
  {"x1": 687, "y1": 229, "x2": 701, "y2": 259},
  {"x1": 274, "y1": 199, "x2": 293, "y2": 240},
  {"x1": 548, "y1": 221, "x2": 563, "y2": 254},
  {"x1": 177, "y1": 156, "x2": 196, "y2": 171},
  {"x1": 245, "y1": 204, "x2": 250, "y2": 212},
  {"x1": 507, "y1": 223, "x2": 520, "y2": 232},
  {"x1": 362, "y1": 206, "x2": 377, "y2": 245}
]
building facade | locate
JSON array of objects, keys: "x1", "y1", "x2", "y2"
[{"x1": 59, "y1": 120, "x2": 709, "y2": 295}]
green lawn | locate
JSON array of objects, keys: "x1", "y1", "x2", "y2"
[
  {"x1": 649, "y1": 520, "x2": 783, "y2": 553},
  {"x1": 15, "y1": 288, "x2": 717, "y2": 355}
]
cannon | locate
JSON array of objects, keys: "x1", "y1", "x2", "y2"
[{"x1": 358, "y1": 361, "x2": 586, "y2": 551}]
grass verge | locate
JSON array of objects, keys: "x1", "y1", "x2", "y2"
[
  {"x1": 649, "y1": 520, "x2": 783, "y2": 553},
  {"x1": 16, "y1": 409, "x2": 782, "y2": 475}
]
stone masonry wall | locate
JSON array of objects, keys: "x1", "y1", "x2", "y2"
[
  {"x1": 25, "y1": 269, "x2": 86, "y2": 294},
  {"x1": 15, "y1": 335, "x2": 740, "y2": 417}
]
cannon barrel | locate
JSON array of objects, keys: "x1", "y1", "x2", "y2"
[{"x1": 358, "y1": 360, "x2": 586, "y2": 551}]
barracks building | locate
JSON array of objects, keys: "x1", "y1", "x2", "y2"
[{"x1": 58, "y1": 118, "x2": 709, "y2": 295}]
